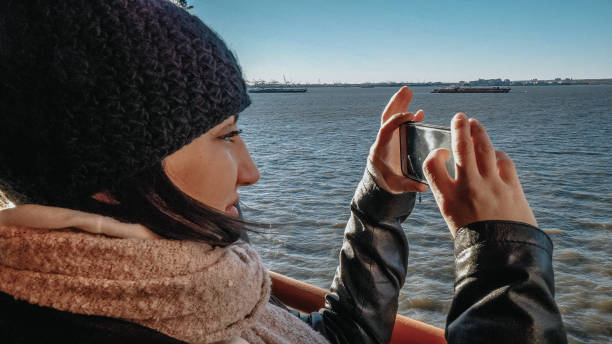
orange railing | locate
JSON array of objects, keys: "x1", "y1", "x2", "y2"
[{"x1": 270, "y1": 271, "x2": 447, "y2": 344}]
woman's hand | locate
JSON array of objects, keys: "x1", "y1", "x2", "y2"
[
  {"x1": 368, "y1": 86, "x2": 428, "y2": 194},
  {"x1": 423, "y1": 113, "x2": 538, "y2": 237}
]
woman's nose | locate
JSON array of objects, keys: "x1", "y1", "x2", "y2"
[{"x1": 237, "y1": 145, "x2": 260, "y2": 187}]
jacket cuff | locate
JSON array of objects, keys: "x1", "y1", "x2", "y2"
[
  {"x1": 455, "y1": 220, "x2": 553, "y2": 257},
  {"x1": 351, "y1": 169, "x2": 416, "y2": 222}
]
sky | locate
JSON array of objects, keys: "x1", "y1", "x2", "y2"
[{"x1": 192, "y1": 0, "x2": 612, "y2": 83}]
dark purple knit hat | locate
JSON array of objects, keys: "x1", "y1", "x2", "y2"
[{"x1": 0, "y1": 0, "x2": 250, "y2": 207}]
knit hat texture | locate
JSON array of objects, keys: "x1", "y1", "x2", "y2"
[{"x1": 0, "y1": 0, "x2": 250, "y2": 207}]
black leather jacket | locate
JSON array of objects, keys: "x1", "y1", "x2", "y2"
[
  {"x1": 293, "y1": 170, "x2": 568, "y2": 344},
  {"x1": 0, "y1": 171, "x2": 567, "y2": 343}
]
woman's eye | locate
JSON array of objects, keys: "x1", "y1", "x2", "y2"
[{"x1": 218, "y1": 129, "x2": 243, "y2": 142}]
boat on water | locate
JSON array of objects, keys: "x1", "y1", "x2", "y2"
[
  {"x1": 249, "y1": 75, "x2": 308, "y2": 93},
  {"x1": 270, "y1": 271, "x2": 446, "y2": 344},
  {"x1": 432, "y1": 86, "x2": 510, "y2": 93},
  {"x1": 248, "y1": 87, "x2": 307, "y2": 93}
]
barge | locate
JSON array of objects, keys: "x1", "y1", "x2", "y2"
[
  {"x1": 248, "y1": 87, "x2": 307, "y2": 93},
  {"x1": 432, "y1": 86, "x2": 510, "y2": 93}
]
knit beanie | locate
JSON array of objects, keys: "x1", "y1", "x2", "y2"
[{"x1": 0, "y1": 0, "x2": 250, "y2": 207}]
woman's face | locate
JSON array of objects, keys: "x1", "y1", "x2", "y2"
[{"x1": 163, "y1": 116, "x2": 260, "y2": 217}]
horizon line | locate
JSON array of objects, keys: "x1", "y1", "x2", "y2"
[{"x1": 246, "y1": 77, "x2": 612, "y2": 85}]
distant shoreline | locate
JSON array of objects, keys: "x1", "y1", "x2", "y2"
[{"x1": 248, "y1": 78, "x2": 612, "y2": 88}]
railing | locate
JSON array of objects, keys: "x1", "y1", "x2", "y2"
[{"x1": 270, "y1": 271, "x2": 447, "y2": 344}]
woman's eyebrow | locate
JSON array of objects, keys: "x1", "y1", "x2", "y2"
[
  {"x1": 217, "y1": 123, "x2": 235, "y2": 133},
  {"x1": 223, "y1": 116, "x2": 237, "y2": 128}
]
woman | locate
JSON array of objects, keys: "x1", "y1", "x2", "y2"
[{"x1": 0, "y1": 1, "x2": 566, "y2": 343}]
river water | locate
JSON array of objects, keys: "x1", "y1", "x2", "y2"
[{"x1": 238, "y1": 85, "x2": 612, "y2": 343}]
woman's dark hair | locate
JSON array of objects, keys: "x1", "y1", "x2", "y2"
[{"x1": 77, "y1": 162, "x2": 256, "y2": 247}]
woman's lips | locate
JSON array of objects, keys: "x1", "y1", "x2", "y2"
[{"x1": 225, "y1": 202, "x2": 239, "y2": 217}]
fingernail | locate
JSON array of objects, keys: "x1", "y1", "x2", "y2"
[{"x1": 453, "y1": 113, "x2": 467, "y2": 127}]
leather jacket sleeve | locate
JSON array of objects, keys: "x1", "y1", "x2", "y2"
[
  {"x1": 298, "y1": 169, "x2": 416, "y2": 344},
  {"x1": 446, "y1": 221, "x2": 568, "y2": 343}
]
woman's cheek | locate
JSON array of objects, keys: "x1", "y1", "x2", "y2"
[{"x1": 208, "y1": 150, "x2": 240, "y2": 201}]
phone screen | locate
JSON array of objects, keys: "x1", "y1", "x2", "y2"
[{"x1": 399, "y1": 122, "x2": 455, "y2": 184}]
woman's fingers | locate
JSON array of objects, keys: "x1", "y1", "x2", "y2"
[
  {"x1": 429, "y1": 116, "x2": 539, "y2": 235},
  {"x1": 372, "y1": 112, "x2": 416, "y2": 156},
  {"x1": 470, "y1": 118, "x2": 497, "y2": 177},
  {"x1": 367, "y1": 88, "x2": 427, "y2": 194},
  {"x1": 423, "y1": 148, "x2": 453, "y2": 195},
  {"x1": 413, "y1": 109, "x2": 425, "y2": 122},
  {"x1": 377, "y1": 109, "x2": 423, "y2": 147},
  {"x1": 495, "y1": 150, "x2": 519, "y2": 184},
  {"x1": 381, "y1": 86, "x2": 413, "y2": 125},
  {"x1": 451, "y1": 113, "x2": 478, "y2": 179}
]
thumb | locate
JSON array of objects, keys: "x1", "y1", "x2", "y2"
[{"x1": 423, "y1": 148, "x2": 453, "y2": 194}]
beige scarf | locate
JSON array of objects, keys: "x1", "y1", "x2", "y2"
[{"x1": 0, "y1": 205, "x2": 328, "y2": 344}]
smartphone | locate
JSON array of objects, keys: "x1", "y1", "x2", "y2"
[{"x1": 399, "y1": 122, "x2": 455, "y2": 184}]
